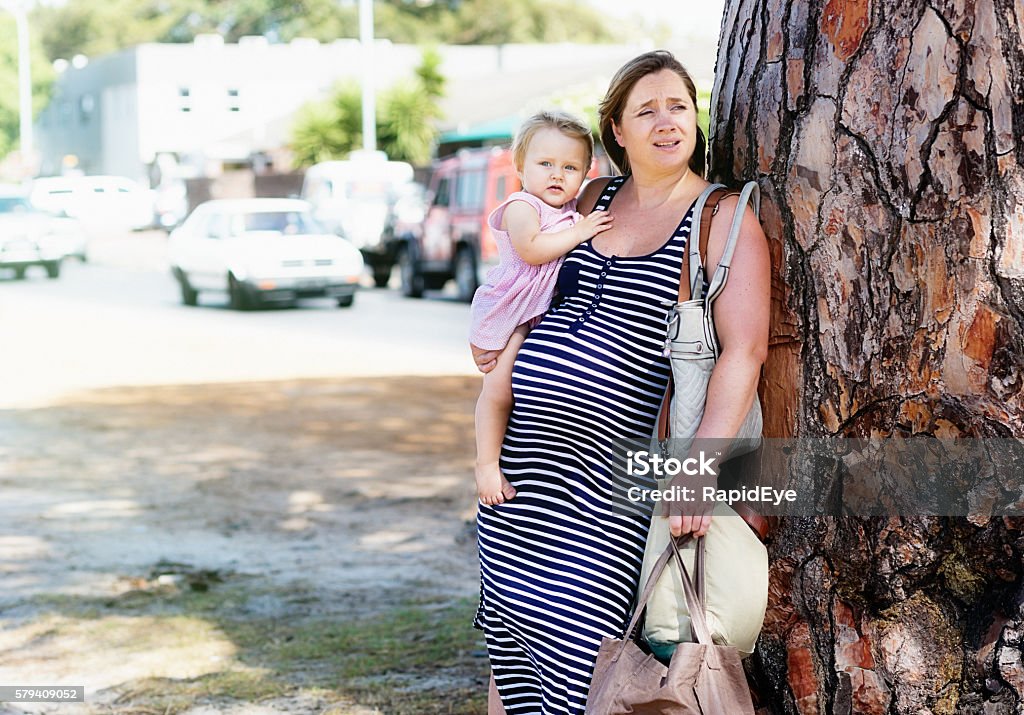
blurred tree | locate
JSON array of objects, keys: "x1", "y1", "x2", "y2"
[
  {"x1": 0, "y1": 15, "x2": 55, "y2": 159},
  {"x1": 31, "y1": 0, "x2": 183, "y2": 61},
  {"x1": 290, "y1": 82, "x2": 362, "y2": 166},
  {"x1": 290, "y1": 49, "x2": 444, "y2": 166},
  {"x1": 31, "y1": 0, "x2": 615, "y2": 62}
]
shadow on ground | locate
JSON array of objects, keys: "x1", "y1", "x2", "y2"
[{"x1": 0, "y1": 376, "x2": 488, "y2": 714}]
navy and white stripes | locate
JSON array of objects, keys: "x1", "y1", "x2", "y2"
[{"x1": 475, "y1": 176, "x2": 697, "y2": 714}]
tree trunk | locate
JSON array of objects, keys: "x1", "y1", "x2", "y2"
[{"x1": 710, "y1": 1, "x2": 1024, "y2": 712}]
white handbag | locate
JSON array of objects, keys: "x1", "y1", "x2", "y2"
[{"x1": 661, "y1": 181, "x2": 763, "y2": 461}]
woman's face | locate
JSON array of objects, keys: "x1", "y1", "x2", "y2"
[{"x1": 611, "y1": 69, "x2": 698, "y2": 174}]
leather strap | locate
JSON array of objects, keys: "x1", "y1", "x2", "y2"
[
  {"x1": 732, "y1": 502, "x2": 774, "y2": 542},
  {"x1": 678, "y1": 188, "x2": 737, "y2": 303}
]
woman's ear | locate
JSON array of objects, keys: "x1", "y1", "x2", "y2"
[{"x1": 611, "y1": 120, "x2": 624, "y2": 147}]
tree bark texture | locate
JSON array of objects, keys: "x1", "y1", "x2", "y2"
[{"x1": 710, "y1": 1, "x2": 1024, "y2": 712}]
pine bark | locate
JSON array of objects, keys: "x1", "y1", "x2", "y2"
[{"x1": 710, "y1": 1, "x2": 1024, "y2": 712}]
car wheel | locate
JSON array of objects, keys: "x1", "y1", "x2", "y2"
[
  {"x1": 228, "y1": 274, "x2": 255, "y2": 311},
  {"x1": 398, "y1": 246, "x2": 424, "y2": 298},
  {"x1": 44, "y1": 261, "x2": 61, "y2": 279},
  {"x1": 454, "y1": 246, "x2": 478, "y2": 303},
  {"x1": 175, "y1": 269, "x2": 199, "y2": 306},
  {"x1": 336, "y1": 294, "x2": 355, "y2": 308},
  {"x1": 372, "y1": 264, "x2": 391, "y2": 288}
]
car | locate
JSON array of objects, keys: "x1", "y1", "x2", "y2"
[
  {"x1": 393, "y1": 147, "x2": 521, "y2": 302},
  {"x1": 300, "y1": 152, "x2": 419, "y2": 287},
  {"x1": 0, "y1": 186, "x2": 78, "y2": 279},
  {"x1": 167, "y1": 198, "x2": 364, "y2": 309},
  {"x1": 29, "y1": 175, "x2": 156, "y2": 231}
]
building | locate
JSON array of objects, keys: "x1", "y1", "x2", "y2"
[{"x1": 35, "y1": 38, "x2": 708, "y2": 183}]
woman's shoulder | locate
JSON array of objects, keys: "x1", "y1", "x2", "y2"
[{"x1": 577, "y1": 176, "x2": 618, "y2": 214}]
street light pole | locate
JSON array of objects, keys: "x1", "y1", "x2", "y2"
[
  {"x1": 1, "y1": 0, "x2": 32, "y2": 158},
  {"x1": 359, "y1": 0, "x2": 377, "y2": 153}
]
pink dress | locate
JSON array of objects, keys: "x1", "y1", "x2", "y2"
[{"x1": 469, "y1": 192, "x2": 581, "y2": 350}]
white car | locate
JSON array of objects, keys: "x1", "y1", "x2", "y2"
[
  {"x1": 167, "y1": 198, "x2": 364, "y2": 309},
  {"x1": 0, "y1": 186, "x2": 81, "y2": 279},
  {"x1": 30, "y1": 175, "x2": 155, "y2": 231}
]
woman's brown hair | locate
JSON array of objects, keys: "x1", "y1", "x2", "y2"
[{"x1": 598, "y1": 50, "x2": 706, "y2": 177}]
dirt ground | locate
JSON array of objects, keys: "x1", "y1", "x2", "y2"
[{"x1": 0, "y1": 375, "x2": 488, "y2": 714}]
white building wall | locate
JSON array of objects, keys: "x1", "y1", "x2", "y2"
[
  {"x1": 37, "y1": 40, "x2": 654, "y2": 179},
  {"x1": 100, "y1": 84, "x2": 142, "y2": 179}
]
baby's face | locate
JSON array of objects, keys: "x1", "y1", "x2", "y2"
[{"x1": 519, "y1": 127, "x2": 589, "y2": 208}]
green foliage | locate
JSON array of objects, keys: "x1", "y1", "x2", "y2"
[
  {"x1": 290, "y1": 83, "x2": 362, "y2": 166},
  {"x1": 30, "y1": 0, "x2": 615, "y2": 63},
  {"x1": 290, "y1": 50, "x2": 444, "y2": 167},
  {"x1": 697, "y1": 88, "x2": 711, "y2": 141},
  {"x1": 31, "y1": 0, "x2": 185, "y2": 61},
  {"x1": 0, "y1": 16, "x2": 55, "y2": 158},
  {"x1": 415, "y1": 46, "x2": 445, "y2": 99}
]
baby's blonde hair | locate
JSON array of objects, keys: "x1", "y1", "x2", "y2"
[{"x1": 512, "y1": 110, "x2": 594, "y2": 173}]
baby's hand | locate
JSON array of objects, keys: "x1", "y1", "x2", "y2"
[{"x1": 573, "y1": 210, "x2": 613, "y2": 242}]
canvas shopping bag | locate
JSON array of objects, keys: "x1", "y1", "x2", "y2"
[{"x1": 586, "y1": 537, "x2": 756, "y2": 715}]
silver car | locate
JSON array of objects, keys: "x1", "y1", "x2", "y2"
[
  {"x1": 167, "y1": 198, "x2": 365, "y2": 309},
  {"x1": 0, "y1": 187, "x2": 80, "y2": 279}
]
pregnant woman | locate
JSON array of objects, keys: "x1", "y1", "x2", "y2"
[{"x1": 473, "y1": 50, "x2": 770, "y2": 714}]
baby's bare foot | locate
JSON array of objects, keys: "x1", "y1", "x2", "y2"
[
  {"x1": 475, "y1": 462, "x2": 504, "y2": 505},
  {"x1": 499, "y1": 476, "x2": 517, "y2": 501},
  {"x1": 476, "y1": 463, "x2": 517, "y2": 505}
]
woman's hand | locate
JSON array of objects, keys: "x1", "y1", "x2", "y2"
[{"x1": 669, "y1": 511, "x2": 713, "y2": 538}]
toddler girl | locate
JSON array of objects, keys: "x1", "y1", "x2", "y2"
[{"x1": 470, "y1": 110, "x2": 613, "y2": 505}]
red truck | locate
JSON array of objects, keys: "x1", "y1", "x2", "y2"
[{"x1": 393, "y1": 147, "x2": 521, "y2": 301}]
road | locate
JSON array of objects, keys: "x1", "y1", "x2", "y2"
[
  {"x1": 0, "y1": 232, "x2": 488, "y2": 712},
  {"x1": 0, "y1": 231, "x2": 478, "y2": 409}
]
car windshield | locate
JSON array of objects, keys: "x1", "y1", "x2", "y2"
[
  {"x1": 239, "y1": 210, "x2": 322, "y2": 235},
  {"x1": 0, "y1": 197, "x2": 31, "y2": 213}
]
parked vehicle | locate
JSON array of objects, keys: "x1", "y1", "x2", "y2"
[
  {"x1": 300, "y1": 152, "x2": 419, "y2": 287},
  {"x1": 30, "y1": 175, "x2": 156, "y2": 231},
  {"x1": 0, "y1": 186, "x2": 80, "y2": 279},
  {"x1": 167, "y1": 198, "x2": 364, "y2": 310},
  {"x1": 393, "y1": 147, "x2": 521, "y2": 301}
]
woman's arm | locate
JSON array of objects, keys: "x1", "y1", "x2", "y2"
[{"x1": 671, "y1": 199, "x2": 770, "y2": 537}]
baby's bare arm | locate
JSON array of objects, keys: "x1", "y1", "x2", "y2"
[{"x1": 505, "y1": 201, "x2": 613, "y2": 266}]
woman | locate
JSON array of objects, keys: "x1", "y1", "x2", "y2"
[{"x1": 473, "y1": 50, "x2": 770, "y2": 714}]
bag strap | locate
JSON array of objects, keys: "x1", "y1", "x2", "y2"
[
  {"x1": 622, "y1": 534, "x2": 714, "y2": 649},
  {"x1": 677, "y1": 183, "x2": 727, "y2": 303},
  {"x1": 701, "y1": 181, "x2": 760, "y2": 324},
  {"x1": 669, "y1": 536, "x2": 714, "y2": 645}
]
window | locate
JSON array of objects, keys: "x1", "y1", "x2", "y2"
[
  {"x1": 455, "y1": 170, "x2": 485, "y2": 211},
  {"x1": 227, "y1": 88, "x2": 240, "y2": 112},
  {"x1": 179, "y1": 87, "x2": 191, "y2": 113},
  {"x1": 433, "y1": 177, "x2": 450, "y2": 208},
  {"x1": 204, "y1": 213, "x2": 229, "y2": 239},
  {"x1": 78, "y1": 94, "x2": 94, "y2": 125}
]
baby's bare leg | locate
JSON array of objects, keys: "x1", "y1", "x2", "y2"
[{"x1": 474, "y1": 326, "x2": 528, "y2": 504}]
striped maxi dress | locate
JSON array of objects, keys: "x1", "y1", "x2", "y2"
[{"x1": 474, "y1": 175, "x2": 696, "y2": 714}]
